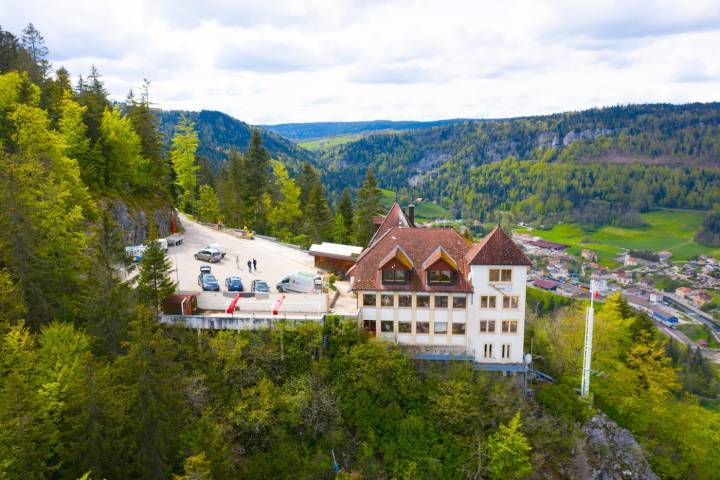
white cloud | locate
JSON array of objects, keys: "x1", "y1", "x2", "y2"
[{"x1": 2, "y1": 0, "x2": 720, "y2": 123}]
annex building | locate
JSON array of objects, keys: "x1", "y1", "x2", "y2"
[{"x1": 348, "y1": 203, "x2": 531, "y2": 369}]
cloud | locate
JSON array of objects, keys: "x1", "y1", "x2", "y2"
[{"x1": 2, "y1": 0, "x2": 720, "y2": 123}]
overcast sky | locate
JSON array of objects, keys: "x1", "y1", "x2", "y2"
[{"x1": 2, "y1": 0, "x2": 720, "y2": 124}]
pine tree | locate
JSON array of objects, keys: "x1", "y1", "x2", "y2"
[
  {"x1": 486, "y1": 413, "x2": 532, "y2": 480},
  {"x1": 304, "y1": 182, "x2": 332, "y2": 244},
  {"x1": 20, "y1": 23, "x2": 49, "y2": 83},
  {"x1": 297, "y1": 161, "x2": 320, "y2": 206},
  {"x1": 136, "y1": 225, "x2": 176, "y2": 316},
  {"x1": 243, "y1": 129, "x2": 271, "y2": 229},
  {"x1": 355, "y1": 167, "x2": 383, "y2": 246},
  {"x1": 170, "y1": 115, "x2": 199, "y2": 212},
  {"x1": 127, "y1": 80, "x2": 169, "y2": 191},
  {"x1": 217, "y1": 150, "x2": 245, "y2": 227},
  {"x1": 76, "y1": 66, "x2": 109, "y2": 146},
  {"x1": 335, "y1": 187, "x2": 354, "y2": 244},
  {"x1": 196, "y1": 184, "x2": 222, "y2": 224}
]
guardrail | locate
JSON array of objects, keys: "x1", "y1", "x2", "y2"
[{"x1": 160, "y1": 314, "x2": 323, "y2": 330}]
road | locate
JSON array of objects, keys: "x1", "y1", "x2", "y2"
[
  {"x1": 169, "y1": 214, "x2": 317, "y2": 293},
  {"x1": 665, "y1": 293, "x2": 720, "y2": 343}
]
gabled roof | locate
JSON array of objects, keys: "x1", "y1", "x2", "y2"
[
  {"x1": 466, "y1": 226, "x2": 532, "y2": 266},
  {"x1": 422, "y1": 246, "x2": 459, "y2": 271},
  {"x1": 352, "y1": 227, "x2": 473, "y2": 292},
  {"x1": 379, "y1": 245, "x2": 414, "y2": 270},
  {"x1": 368, "y1": 202, "x2": 411, "y2": 247}
]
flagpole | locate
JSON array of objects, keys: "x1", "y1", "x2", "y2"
[{"x1": 581, "y1": 281, "x2": 595, "y2": 397}]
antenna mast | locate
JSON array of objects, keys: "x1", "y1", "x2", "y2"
[{"x1": 581, "y1": 281, "x2": 596, "y2": 397}]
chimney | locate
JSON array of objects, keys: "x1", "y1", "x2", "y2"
[{"x1": 408, "y1": 204, "x2": 415, "y2": 227}]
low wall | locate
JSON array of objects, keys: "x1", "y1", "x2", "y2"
[
  {"x1": 179, "y1": 291, "x2": 329, "y2": 315},
  {"x1": 160, "y1": 314, "x2": 322, "y2": 330}
]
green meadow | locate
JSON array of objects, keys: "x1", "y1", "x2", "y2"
[
  {"x1": 517, "y1": 209, "x2": 720, "y2": 265},
  {"x1": 378, "y1": 188, "x2": 451, "y2": 223},
  {"x1": 298, "y1": 134, "x2": 363, "y2": 151}
]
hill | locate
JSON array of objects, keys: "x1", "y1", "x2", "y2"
[
  {"x1": 314, "y1": 103, "x2": 720, "y2": 225},
  {"x1": 158, "y1": 110, "x2": 314, "y2": 172},
  {"x1": 260, "y1": 118, "x2": 471, "y2": 141}
]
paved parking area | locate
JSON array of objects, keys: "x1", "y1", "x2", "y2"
[{"x1": 169, "y1": 214, "x2": 319, "y2": 293}]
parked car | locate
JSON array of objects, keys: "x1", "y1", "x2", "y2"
[
  {"x1": 276, "y1": 272, "x2": 321, "y2": 293},
  {"x1": 225, "y1": 276, "x2": 244, "y2": 292},
  {"x1": 198, "y1": 273, "x2": 220, "y2": 291},
  {"x1": 202, "y1": 244, "x2": 226, "y2": 258},
  {"x1": 251, "y1": 279, "x2": 270, "y2": 293},
  {"x1": 194, "y1": 248, "x2": 222, "y2": 263}
]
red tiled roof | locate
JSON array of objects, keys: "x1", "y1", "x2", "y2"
[
  {"x1": 368, "y1": 202, "x2": 410, "y2": 247},
  {"x1": 352, "y1": 227, "x2": 473, "y2": 292},
  {"x1": 466, "y1": 227, "x2": 532, "y2": 266},
  {"x1": 527, "y1": 239, "x2": 570, "y2": 250}
]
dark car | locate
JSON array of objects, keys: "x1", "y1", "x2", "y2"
[
  {"x1": 225, "y1": 276, "x2": 244, "y2": 292},
  {"x1": 198, "y1": 273, "x2": 220, "y2": 291},
  {"x1": 251, "y1": 279, "x2": 270, "y2": 293}
]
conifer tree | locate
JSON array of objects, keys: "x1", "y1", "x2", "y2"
[
  {"x1": 242, "y1": 129, "x2": 271, "y2": 229},
  {"x1": 335, "y1": 187, "x2": 354, "y2": 244},
  {"x1": 127, "y1": 80, "x2": 169, "y2": 191},
  {"x1": 196, "y1": 184, "x2": 222, "y2": 224},
  {"x1": 304, "y1": 182, "x2": 332, "y2": 244},
  {"x1": 136, "y1": 225, "x2": 176, "y2": 316},
  {"x1": 486, "y1": 413, "x2": 532, "y2": 480},
  {"x1": 20, "y1": 23, "x2": 49, "y2": 83},
  {"x1": 170, "y1": 115, "x2": 199, "y2": 212},
  {"x1": 354, "y1": 167, "x2": 383, "y2": 246},
  {"x1": 297, "y1": 161, "x2": 320, "y2": 206}
]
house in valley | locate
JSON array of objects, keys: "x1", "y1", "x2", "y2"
[{"x1": 348, "y1": 203, "x2": 531, "y2": 370}]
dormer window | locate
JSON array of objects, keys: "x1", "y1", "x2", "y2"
[
  {"x1": 382, "y1": 268, "x2": 410, "y2": 284},
  {"x1": 427, "y1": 269, "x2": 455, "y2": 285}
]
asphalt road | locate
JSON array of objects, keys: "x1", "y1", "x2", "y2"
[{"x1": 169, "y1": 214, "x2": 319, "y2": 293}]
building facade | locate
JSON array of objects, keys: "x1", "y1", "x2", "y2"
[{"x1": 349, "y1": 203, "x2": 531, "y2": 366}]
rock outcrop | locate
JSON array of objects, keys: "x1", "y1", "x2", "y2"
[
  {"x1": 577, "y1": 413, "x2": 659, "y2": 480},
  {"x1": 107, "y1": 199, "x2": 181, "y2": 245}
]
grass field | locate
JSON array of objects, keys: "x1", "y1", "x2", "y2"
[
  {"x1": 677, "y1": 323, "x2": 720, "y2": 349},
  {"x1": 298, "y1": 134, "x2": 362, "y2": 151},
  {"x1": 378, "y1": 189, "x2": 451, "y2": 222},
  {"x1": 517, "y1": 210, "x2": 720, "y2": 265}
]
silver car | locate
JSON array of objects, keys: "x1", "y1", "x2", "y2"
[{"x1": 194, "y1": 248, "x2": 222, "y2": 263}]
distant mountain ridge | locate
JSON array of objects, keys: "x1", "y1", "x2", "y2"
[
  {"x1": 157, "y1": 110, "x2": 314, "y2": 172},
  {"x1": 260, "y1": 118, "x2": 473, "y2": 141}
]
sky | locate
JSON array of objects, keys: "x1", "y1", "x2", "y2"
[{"x1": 2, "y1": 0, "x2": 720, "y2": 124}]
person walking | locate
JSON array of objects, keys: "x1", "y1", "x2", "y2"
[
  {"x1": 247, "y1": 260, "x2": 252, "y2": 272},
  {"x1": 252, "y1": 258, "x2": 257, "y2": 272}
]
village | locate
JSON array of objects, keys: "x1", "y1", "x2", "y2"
[{"x1": 513, "y1": 231, "x2": 720, "y2": 356}]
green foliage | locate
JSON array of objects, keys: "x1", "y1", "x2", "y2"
[
  {"x1": 170, "y1": 115, "x2": 200, "y2": 212},
  {"x1": 354, "y1": 167, "x2": 383, "y2": 246},
  {"x1": 696, "y1": 204, "x2": 720, "y2": 247},
  {"x1": 196, "y1": 184, "x2": 222, "y2": 224},
  {"x1": 136, "y1": 225, "x2": 176, "y2": 315},
  {"x1": 100, "y1": 106, "x2": 148, "y2": 190},
  {"x1": 486, "y1": 413, "x2": 533, "y2": 480}
]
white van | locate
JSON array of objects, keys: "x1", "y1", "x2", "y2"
[
  {"x1": 202, "y1": 244, "x2": 226, "y2": 258},
  {"x1": 276, "y1": 272, "x2": 322, "y2": 293}
]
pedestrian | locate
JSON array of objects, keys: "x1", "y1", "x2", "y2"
[
  {"x1": 247, "y1": 260, "x2": 252, "y2": 272},
  {"x1": 236, "y1": 255, "x2": 239, "y2": 270},
  {"x1": 252, "y1": 258, "x2": 257, "y2": 271}
]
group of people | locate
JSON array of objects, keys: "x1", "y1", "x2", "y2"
[{"x1": 236, "y1": 256, "x2": 258, "y2": 272}]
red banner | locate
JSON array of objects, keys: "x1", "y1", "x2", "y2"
[
  {"x1": 226, "y1": 293, "x2": 241, "y2": 314},
  {"x1": 272, "y1": 294, "x2": 286, "y2": 315}
]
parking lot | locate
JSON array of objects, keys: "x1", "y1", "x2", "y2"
[{"x1": 169, "y1": 214, "x2": 320, "y2": 294}]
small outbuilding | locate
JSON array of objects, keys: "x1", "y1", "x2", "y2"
[
  {"x1": 162, "y1": 293, "x2": 198, "y2": 315},
  {"x1": 309, "y1": 242, "x2": 363, "y2": 277}
]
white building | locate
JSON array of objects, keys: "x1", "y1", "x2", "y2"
[{"x1": 348, "y1": 203, "x2": 531, "y2": 369}]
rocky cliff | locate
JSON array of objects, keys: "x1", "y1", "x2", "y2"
[{"x1": 106, "y1": 199, "x2": 181, "y2": 245}]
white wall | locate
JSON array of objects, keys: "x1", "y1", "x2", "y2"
[{"x1": 468, "y1": 265, "x2": 528, "y2": 364}]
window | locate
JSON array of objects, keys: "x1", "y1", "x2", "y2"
[
  {"x1": 381, "y1": 321, "x2": 394, "y2": 333},
  {"x1": 501, "y1": 344, "x2": 511, "y2": 359},
  {"x1": 416, "y1": 295, "x2": 430, "y2": 308},
  {"x1": 427, "y1": 270, "x2": 454, "y2": 285},
  {"x1": 416, "y1": 321, "x2": 430, "y2": 334},
  {"x1": 381, "y1": 294, "x2": 394, "y2": 307},
  {"x1": 453, "y1": 296, "x2": 467, "y2": 309},
  {"x1": 434, "y1": 295, "x2": 448, "y2": 308},
  {"x1": 363, "y1": 320, "x2": 376, "y2": 336},
  {"x1": 399, "y1": 321, "x2": 411, "y2": 333},
  {"x1": 382, "y1": 269, "x2": 409, "y2": 285},
  {"x1": 434, "y1": 322, "x2": 447, "y2": 334},
  {"x1": 489, "y1": 269, "x2": 512, "y2": 283},
  {"x1": 502, "y1": 320, "x2": 519, "y2": 334},
  {"x1": 480, "y1": 295, "x2": 497, "y2": 309},
  {"x1": 483, "y1": 343, "x2": 493, "y2": 359},
  {"x1": 452, "y1": 323, "x2": 465, "y2": 334},
  {"x1": 398, "y1": 295, "x2": 411, "y2": 307},
  {"x1": 480, "y1": 320, "x2": 496, "y2": 333},
  {"x1": 363, "y1": 294, "x2": 376, "y2": 307},
  {"x1": 502, "y1": 296, "x2": 519, "y2": 309}
]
